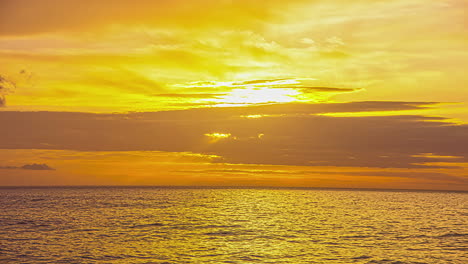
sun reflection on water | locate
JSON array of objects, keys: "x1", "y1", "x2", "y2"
[{"x1": 0, "y1": 188, "x2": 466, "y2": 263}]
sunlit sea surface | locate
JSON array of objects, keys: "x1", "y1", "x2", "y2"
[{"x1": 0, "y1": 187, "x2": 466, "y2": 264}]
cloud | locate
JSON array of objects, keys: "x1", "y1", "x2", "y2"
[
  {"x1": 0, "y1": 163, "x2": 55, "y2": 170},
  {"x1": 21, "y1": 163, "x2": 54, "y2": 170},
  {"x1": 0, "y1": 101, "x2": 466, "y2": 169},
  {"x1": 233, "y1": 78, "x2": 292, "y2": 86},
  {"x1": 80, "y1": 68, "x2": 166, "y2": 95},
  {"x1": 226, "y1": 78, "x2": 360, "y2": 94},
  {"x1": 0, "y1": 74, "x2": 16, "y2": 107},
  {"x1": 153, "y1": 93, "x2": 225, "y2": 99},
  {"x1": 298, "y1": 87, "x2": 359, "y2": 92},
  {"x1": 118, "y1": 101, "x2": 437, "y2": 120},
  {"x1": 175, "y1": 168, "x2": 468, "y2": 184},
  {"x1": 0, "y1": 149, "x2": 465, "y2": 188},
  {"x1": 0, "y1": 0, "x2": 306, "y2": 36},
  {"x1": 1, "y1": 0, "x2": 467, "y2": 114},
  {"x1": 343, "y1": 171, "x2": 467, "y2": 184}
]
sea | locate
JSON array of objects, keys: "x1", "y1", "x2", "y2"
[{"x1": 0, "y1": 187, "x2": 466, "y2": 263}]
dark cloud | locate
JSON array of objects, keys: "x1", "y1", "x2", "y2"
[
  {"x1": 0, "y1": 166, "x2": 17, "y2": 170},
  {"x1": 0, "y1": 75, "x2": 16, "y2": 90},
  {"x1": 125, "y1": 101, "x2": 438, "y2": 120},
  {"x1": 0, "y1": 101, "x2": 466, "y2": 169},
  {"x1": 0, "y1": 163, "x2": 55, "y2": 170},
  {"x1": 21, "y1": 163, "x2": 55, "y2": 170},
  {"x1": 0, "y1": 74, "x2": 16, "y2": 107}
]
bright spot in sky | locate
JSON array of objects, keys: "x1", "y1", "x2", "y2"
[
  {"x1": 205, "y1": 133, "x2": 232, "y2": 140},
  {"x1": 241, "y1": 115, "x2": 264, "y2": 119},
  {"x1": 211, "y1": 87, "x2": 299, "y2": 105}
]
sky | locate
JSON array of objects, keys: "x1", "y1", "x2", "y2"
[{"x1": 0, "y1": 0, "x2": 467, "y2": 190}]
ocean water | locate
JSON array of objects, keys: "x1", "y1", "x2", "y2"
[{"x1": 0, "y1": 187, "x2": 466, "y2": 264}]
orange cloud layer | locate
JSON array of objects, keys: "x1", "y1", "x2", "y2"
[{"x1": 0, "y1": 149, "x2": 466, "y2": 190}]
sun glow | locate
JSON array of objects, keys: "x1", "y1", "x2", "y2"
[
  {"x1": 210, "y1": 87, "x2": 300, "y2": 106},
  {"x1": 241, "y1": 115, "x2": 264, "y2": 119},
  {"x1": 205, "y1": 133, "x2": 232, "y2": 141}
]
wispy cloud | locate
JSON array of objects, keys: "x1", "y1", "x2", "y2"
[
  {"x1": 298, "y1": 87, "x2": 359, "y2": 93},
  {"x1": 153, "y1": 93, "x2": 225, "y2": 99},
  {"x1": 1, "y1": 1, "x2": 466, "y2": 112}
]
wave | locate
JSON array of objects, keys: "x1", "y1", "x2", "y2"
[
  {"x1": 397, "y1": 232, "x2": 467, "y2": 239},
  {"x1": 436, "y1": 232, "x2": 467, "y2": 238},
  {"x1": 129, "y1": 223, "x2": 164, "y2": 228},
  {"x1": 366, "y1": 259, "x2": 428, "y2": 264}
]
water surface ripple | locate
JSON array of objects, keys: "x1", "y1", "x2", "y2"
[{"x1": 0, "y1": 187, "x2": 466, "y2": 263}]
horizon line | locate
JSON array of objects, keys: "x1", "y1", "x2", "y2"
[{"x1": 0, "y1": 185, "x2": 466, "y2": 193}]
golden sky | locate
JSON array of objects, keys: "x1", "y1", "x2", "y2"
[{"x1": 0, "y1": 0, "x2": 467, "y2": 190}]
